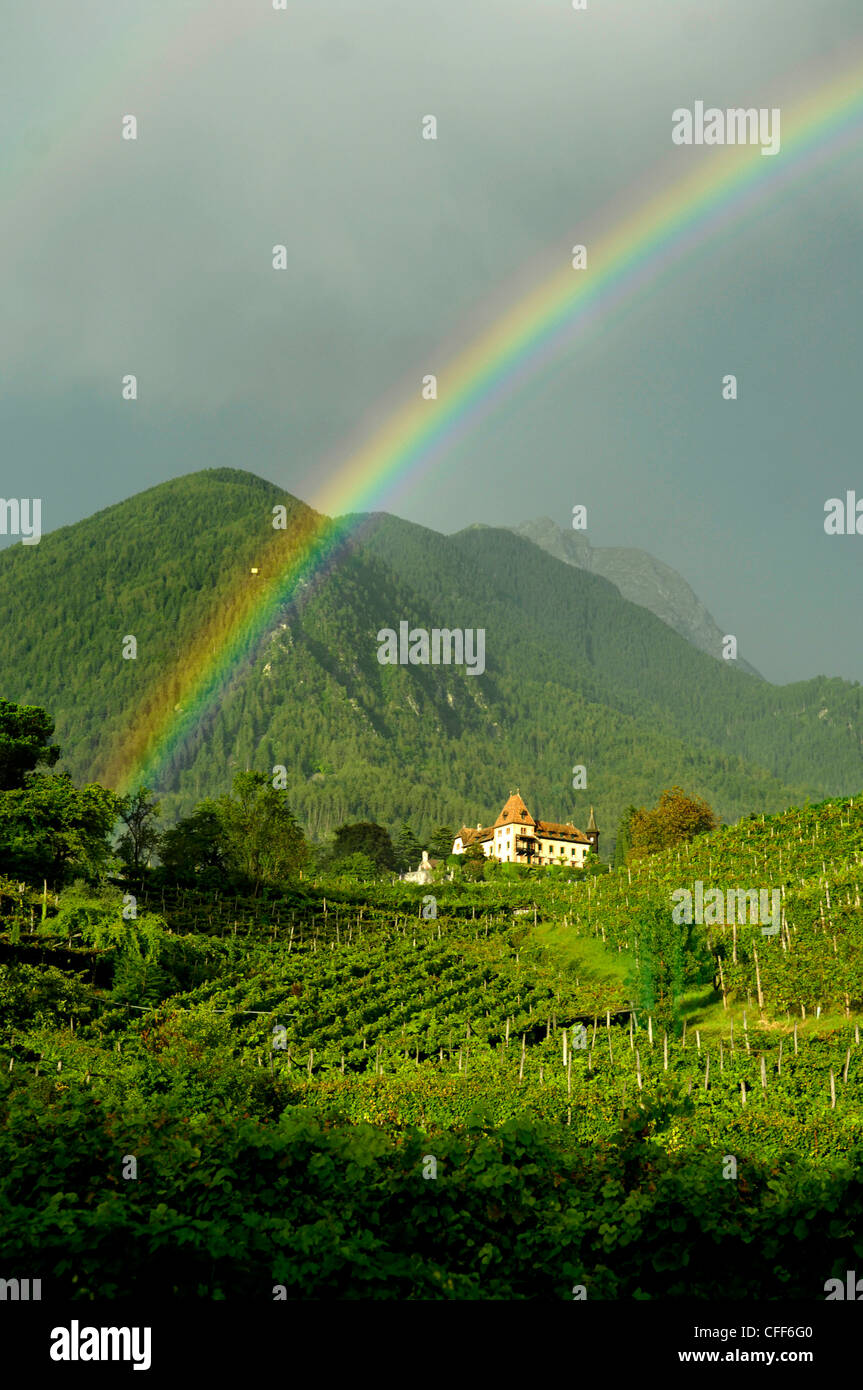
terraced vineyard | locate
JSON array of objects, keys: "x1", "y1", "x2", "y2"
[
  {"x1": 562, "y1": 795, "x2": 863, "y2": 1019},
  {"x1": 2, "y1": 795, "x2": 863, "y2": 1298}
]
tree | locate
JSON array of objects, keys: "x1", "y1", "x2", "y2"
[
  {"x1": 428, "y1": 824, "x2": 455, "y2": 860},
  {"x1": 0, "y1": 703, "x2": 117, "y2": 884},
  {"x1": 331, "y1": 851, "x2": 378, "y2": 881},
  {"x1": 216, "y1": 772, "x2": 308, "y2": 891},
  {"x1": 460, "y1": 841, "x2": 487, "y2": 882},
  {"x1": 0, "y1": 773, "x2": 118, "y2": 884},
  {"x1": 629, "y1": 786, "x2": 717, "y2": 862},
  {"x1": 631, "y1": 904, "x2": 712, "y2": 1032},
  {"x1": 613, "y1": 805, "x2": 636, "y2": 869},
  {"x1": 0, "y1": 700, "x2": 60, "y2": 790},
  {"x1": 116, "y1": 786, "x2": 162, "y2": 873},
  {"x1": 332, "y1": 821, "x2": 395, "y2": 872},
  {"x1": 393, "y1": 821, "x2": 421, "y2": 873},
  {"x1": 159, "y1": 804, "x2": 226, "y2": 884}
]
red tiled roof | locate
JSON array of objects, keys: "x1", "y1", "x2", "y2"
[
  {"x1": 456, "y1": 825, "x2": 492, "y2": 845},
  {"x1": 534, "y1": 820, "x2": 590, "y2": 843},
  {"x1": 494, "y1": 793, "x2": 535, "y2": 828}
]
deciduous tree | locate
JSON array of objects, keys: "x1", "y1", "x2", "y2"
[
  {"x1": 629, "y1": 786, "x2": 717, "y2": 862},
  {"x1": 332, "y1": 821, "x2": 395, "y2": 872},
  {"x1": 216, "y1": 771, "x2": 308, "y2": 891},
  {"x1": 0, "y1": 773, "x2": 118, "y2": 884},
  {"x1": 116, "y1": 786, "x2": 162, "y2": 873}
]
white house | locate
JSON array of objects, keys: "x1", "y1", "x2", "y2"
[{"x1": 453, "y1": 792, "x2": 598, "y2": 868}]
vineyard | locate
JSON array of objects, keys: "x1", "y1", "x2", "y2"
[
  {"x1": 1, "y1": 794, "x2": 863, "y2": 1297},
  {"x1": 561, "y1": 794, "x2": 863, "y2": 1019}
]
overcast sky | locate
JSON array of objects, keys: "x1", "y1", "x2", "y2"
[{"x1": 2, "y1": 0, "x2": 862, "y2": 684}]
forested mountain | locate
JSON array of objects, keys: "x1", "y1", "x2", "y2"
[
  {"x1": 0, "y1": 467, "x2": 861, "y2": 847},
  {"x1": 509, "y1": 516, "x2": 763, "y2": 678}
]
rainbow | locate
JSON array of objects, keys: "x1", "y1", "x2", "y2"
[{"x1": 110, "y1": 51, "x2": 863, "y2": 795}]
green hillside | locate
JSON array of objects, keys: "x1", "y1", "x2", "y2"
[
  {"x1": 509, "y1": 516, "x2": 764, "y2": 678},
  {"x1": 360, "y1": 512, "x2": 863, "y2": 798},
  {"x1": 551, "y1": 793, "x2": 863, "y2": 1024},
  {"x1": 1, "y1": 467, "x2": 862, "y2": 844}
]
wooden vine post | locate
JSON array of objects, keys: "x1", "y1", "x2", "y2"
[{"x1": 718, "y1": 957, "x2": 728, "y2": 1010}]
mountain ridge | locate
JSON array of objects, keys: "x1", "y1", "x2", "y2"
[
  {"x1": 508, "y1": 516, "x2": 763, "y2": 678},
  {"x1": 0, "y1": 468, "x2": 860, "y2": 848}
]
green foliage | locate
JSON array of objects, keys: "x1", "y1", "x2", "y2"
[
  {"x1": 158, "y1": 804, "x2": 226, "y2": 886},
  {"x1": 0, "y1": 963, "x2": 97, "y2": 1032},
  {"x1": 499, "y1": 861, "x2": 530, "y2": 880},
  {"x1": 0, "y1": 703, "x2": 117, "y2": 885},
  {"x1": 428, "y1": 825, "x2": 455, "y2": 859},
  {"x1": 613, "y1": 805, "x2": 636, "y2": 868},
  {"x1": 215, "y1": 771, "x2": 308, "y2": 890},
  {"x1": 115, "y1": 786, "x2": 162, "y2": 873},
  {"x1": 0, "y1": 699, "x2": 60, "y2": 790},
  {"x1": 629, "y1": 786, "x2": 718, "y2": 862},
  {"x1": 0, "y1": 773, "x2": 118, "y2": 884},
  {"x1": 629, "y1": 905, "x2": 711, "y2": 1030},
  {"x1": 393, "y1": 821, "x2": 421, "y2": 873},
  {"x1": 331, "y1": 821, "x2": 395, "y2": 871},
  {"x1": 1, "y1": 1091, "x2": 861, "y2": 1299},
  {"x1": 328, "y1": 851, "x2": 379, "y2": 882},
  {"x1": 459, "y1": 842, "x2": 487, "y2": 882}
]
